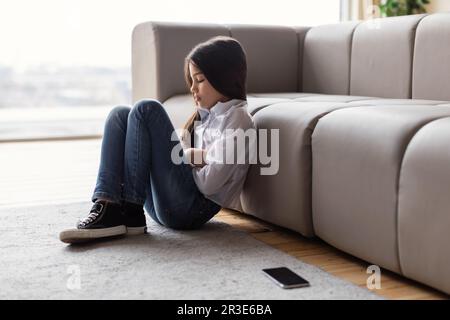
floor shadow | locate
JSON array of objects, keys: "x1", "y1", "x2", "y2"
[
  {"x1": 62, "y1": 220, "x2": 232, "y2": 253},
  {"x1": 63, "y1": 233, "x2": 152, "y2": 252}
]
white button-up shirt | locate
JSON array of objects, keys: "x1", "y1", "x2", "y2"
[{"x1": 183, "y1": 98, "x2": 255, "y2": 210}]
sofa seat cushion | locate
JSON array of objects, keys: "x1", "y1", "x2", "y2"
[
  {"x1": 163, "y1": 94, "x2": 293, "y2": 129},
  {"x1": 398, "y1": 117, "x2": 450, "y2": 294},
  {"x1": 162, "y1": 95, "x2": 197, "y2": 130},
  {"x1": 241, "y1": 100, "x2": 375, "y2": 237},
  {"x1": 164, "y1": 93, "x2": 378, "y2": 129},
  {"x1": 249, "y1": 92, "x2": 375, "y2": 103},
  {"x1": 246, "y1": 96, "x2": 292, "y2": 115},
  {"x1": 311, "y1": 105, "x2": 450, "y2": 273},
  {"x1": 247, "y1": 92, "x2": 314, "y2": 99},
  {"x1": 293, "y1": 94, "x2": 374, "y2": 103},
  {"x1": 347, "y1": 98, "x2": 447, "y2": 106}
]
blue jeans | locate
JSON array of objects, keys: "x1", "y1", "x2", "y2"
[{"x1": 92, "y1": 99, "x2": 221, "y2": 230}]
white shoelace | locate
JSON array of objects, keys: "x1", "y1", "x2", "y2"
[{"x1": 79, "y1": 203, "x2": 104, "y2": 226}]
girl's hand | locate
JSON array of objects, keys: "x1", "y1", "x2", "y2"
[{"x1": 185, "y1": 148, "x2": 207, "y2": 167}]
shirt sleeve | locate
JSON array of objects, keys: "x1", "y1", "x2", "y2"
[
  {"x1": 192, "y1": 162, "x2": 243, "y2": 196},
  {"x1": 192, "y1": 115, "x2": 255, "y2": 196}
]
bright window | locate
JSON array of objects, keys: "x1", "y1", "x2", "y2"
[
  {"x1": 0, "y1": 0, "x2": 341, "y2": 140},
  {"x1": 0, "y1": 0, "x2": 340, "y2": 70}
]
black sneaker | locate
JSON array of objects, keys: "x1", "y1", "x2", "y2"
[
  {"x1": 59, "y1": 201, "x2": 127, "y2": 244},
  {"x1": 122, "y1": 201, "x2": 147, "y2": 235}
]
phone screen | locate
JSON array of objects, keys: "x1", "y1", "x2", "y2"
[{"x1": 262, "y1": 267, "x2": 310, "y2": 289}]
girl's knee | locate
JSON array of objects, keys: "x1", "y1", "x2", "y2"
[
  {"x1": 107, "y1": 105, "x2": 131, "y2": 123},
  {"x1": 132, "y1": 99, "x2": 164, "y2": 117}
]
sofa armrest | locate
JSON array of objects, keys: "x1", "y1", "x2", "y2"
[{"x1": 132, "y1": 21, "x2": 230, "y2": 103}]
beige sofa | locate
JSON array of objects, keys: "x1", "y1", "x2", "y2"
[{"x1": 132, "y1": 13, "x2": 450, "y2": 295}]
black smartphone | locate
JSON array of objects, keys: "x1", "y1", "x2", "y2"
[{"x1": 262, "y1": 267, "x2": 310, "y2": 289}]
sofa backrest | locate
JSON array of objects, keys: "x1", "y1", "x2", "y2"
[
  {"x1": 300, "y1": 13, "x2": 450, "y2": 101},
  {"x1": 302, "y1": 21, "x2": 360, "y2": 95},
  {"x1": 132, "y1": 22, "x2": 302, "y2": 103},
  {"x1": 413, "y1": 13, "x2": 450, "y2": 101},
  {"x1": 349, "y1": 14, "x2": 426, "y2": 99},
  {"x1": 227, "y1": 25, "x2": 299, "y2": 94},
  {"x1": 132, "y1": 21, "x2": 229, "y2": 103},
  {"x1": 132, "y1": 13, "x2": 450, "y2": 104}
]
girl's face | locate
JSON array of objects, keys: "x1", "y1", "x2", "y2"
[{"x1": 189, "y1": 62, "x2": 229, "y2": 110}]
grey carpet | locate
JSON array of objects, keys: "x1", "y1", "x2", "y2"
[{"x1": 0, "y1": 201, "x2": 383, "y2": 300}]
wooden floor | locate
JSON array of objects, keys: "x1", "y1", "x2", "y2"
[
  {"x1": 1, "y1": 139, "x2": 448, "y2": 300},
  {"x1": 215, "y1": 209, "x2": 449, "y2": 300}
]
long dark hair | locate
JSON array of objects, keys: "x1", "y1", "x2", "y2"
[{"x1": 182, "y1": 36, "x2": 247, "y2": 147}]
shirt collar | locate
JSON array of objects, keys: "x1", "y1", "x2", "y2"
[
  {"x1": 197, "y1": 107, "x2": 210, "y2": 122},
  {"x1": 210, "y1": 98, "x2": 245, "y2": 116},
  {"x1": 197, "y1": 98, "x2": 245, "y2": 122}
]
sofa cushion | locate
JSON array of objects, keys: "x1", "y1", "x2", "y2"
[
  {"x1": 163, "y1": 94, "x2": 292, "y2": 129},
  {"x1": 294, "y1": 26, "x2": 312, "y2": 92},
  {"x1": 303, "y1": 21, "x2": 360, "y2": 95},
  {"x1": 350, "y1": 14, "x2": 426, "y2": 99},
  {"x1": 132, "y1": 21, "x2": 230, "y2": 103},
  {"x1": 249, "y1": 93, "x2": 374, "y2": 102},
  {"x1": 312, "y1": 105, "x2": 450, "y2": 273},
  {"x1": 227, "y1": 25, "x2": 299, "y2": 93},
  {"x1": 347, "y1": 98, "x2": 446, "y2": 106},
  {"x1": 161, "y1": 95, "x2": 196, "y2": 130},
  {"x1": 241, "y1": 100, "x2": 374, "y2": 237},
  {"x1": 293, "y1": 94, "x2": 374, "y2": 103},
  {"x1": 247, "y1": 92, "x2": 314, "y2": 99},
  {"x1": 246, "y1": 96, "x2": 291, "y2": 115},
  {"x1": 163, "y1": 93, "x2": 378, "y2": 129},
  {"x1": 413, "y1": 13, "x2": 450, "y2": 101},
  {"x1": 398, "y1": 117, "x2": 450, "y2": 294}
]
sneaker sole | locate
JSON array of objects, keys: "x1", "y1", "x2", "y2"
[
  {"x1": 59, "y1": 225, "x2": 127, "y2": 244},
  {"x1": 126, "y1": 226, "x2": 147, "y2": 235}
]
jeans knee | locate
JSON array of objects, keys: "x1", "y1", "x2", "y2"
[
  {"x1": 107, "y1": 105, "x2": 131, "y2": 124},
  {"x1": 132, "y1": 99, "x2": 164, "y2": 119}
]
